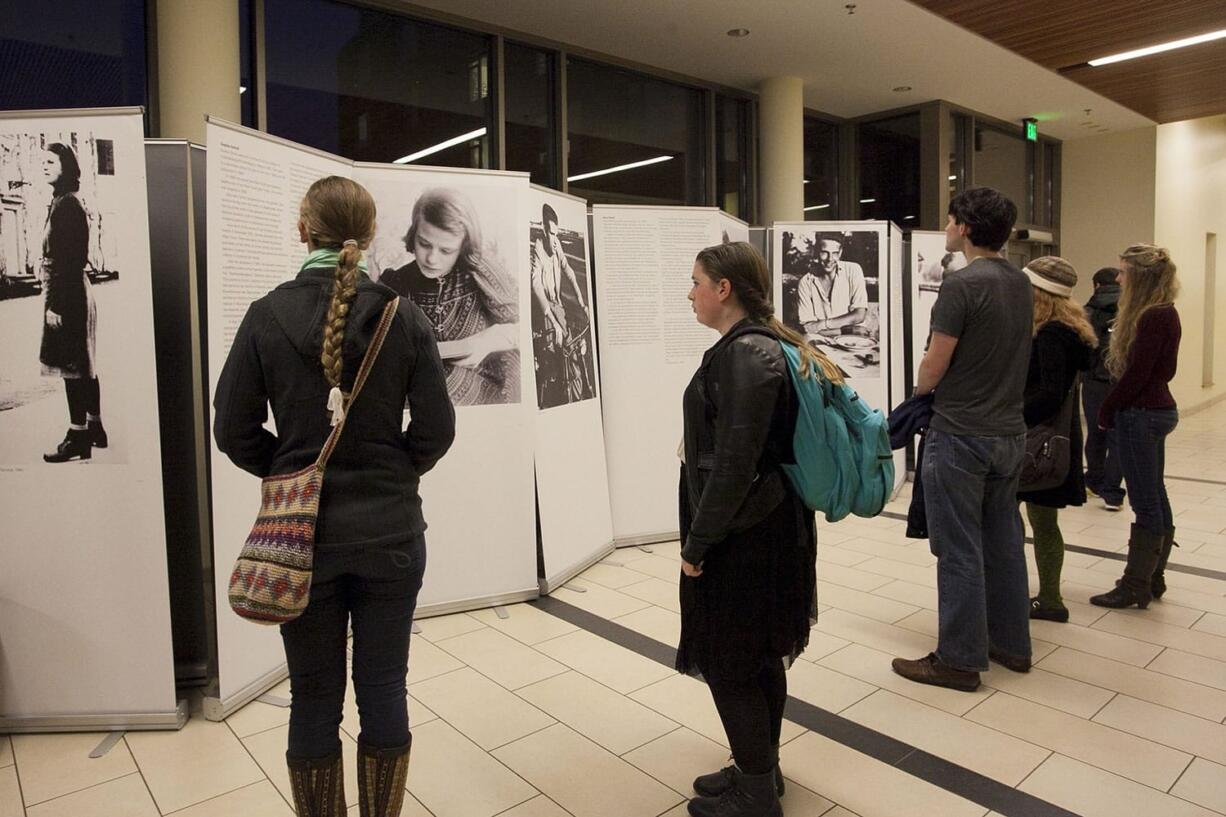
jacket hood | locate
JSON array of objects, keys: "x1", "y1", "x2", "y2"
[
  {"x1": 1038, "y1": 319, "x2": 1098, "y2": 372},
  {"x1": 1086, "y1": 284, "x2": 1120, "y2": 312},
  {"x1": 268, "y1": 268, "x2": 398, "y2": 360}
]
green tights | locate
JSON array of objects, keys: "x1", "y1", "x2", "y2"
[{"x1": 1025, "y1": 503, "x2": 1066, "y2": 608}]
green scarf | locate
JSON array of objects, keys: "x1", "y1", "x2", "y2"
[{"x1": 301, "y1": 247, "x2": 368, "y2": 274}]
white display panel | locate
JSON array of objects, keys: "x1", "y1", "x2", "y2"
[
  {"x1": 592, "y1": 205, "x2": 729, "y2": 544},
  {"x1": 909, "y1": 230, "x2": 965, "y2": 380},
  {"x1": 0, "y1": 108, "x2": 180, "y2": 730},
  {"x1": 717, "y1": 211, "x2": 751, "y2": 244},
  {"x1": 527, "y1": 186, "x2": 614, "y2": 589}
]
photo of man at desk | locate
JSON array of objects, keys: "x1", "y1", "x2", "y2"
[{"x1": 797, "y1": 233, "x2": 869, "y2": 334}]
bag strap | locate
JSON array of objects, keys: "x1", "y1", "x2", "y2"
[
  {"x1": 316, "y1": 299, "x2": 400, "y2": 471},
  {"x1": 1051, "y1": 372, "x2": 1080, "y2": 434}
]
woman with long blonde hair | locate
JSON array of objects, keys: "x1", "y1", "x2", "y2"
[
  {"x1": 1091, "y1": 244, "x2": 1181, "y2": 609},
  {"x1": 1016, "y1": 257, "x2": 1098, "y2": 623}
]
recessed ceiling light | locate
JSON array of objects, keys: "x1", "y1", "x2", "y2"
[
  {"x1": 893, "y1": 86, "x2": 912, "y2": 92},
  {"x1": 726, "y1": 28, "x2": 750, "y2": 38},
  {"x1": 1089, "y1": 28, "x2": 1226, "y2": 66}
]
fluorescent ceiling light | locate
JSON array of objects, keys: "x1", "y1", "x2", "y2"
[
  {"x1": 394, "y1": 127, "x2": 487, "y2": 164},
  {"x1": 567, "y1": 155, "x2": 673, "y2": 182},
  {"x1": 859, "y1": 198, "x2": 876, "y2": 204},
  {"x1": 1089, "y1": 28, "x2": 1226, "y2": 66},
  {"x1": 803, "y1": 204, "x2": 830, "y2": 211}
]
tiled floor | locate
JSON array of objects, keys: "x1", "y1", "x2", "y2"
[{"x1": 4, "y1": 402, "x2": 1226, "y2": 816}]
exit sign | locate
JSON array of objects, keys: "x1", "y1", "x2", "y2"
[{"x1": 1024, "y1": 119, "x2": 1039, "y2": 142}]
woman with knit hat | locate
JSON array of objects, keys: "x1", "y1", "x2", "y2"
[{"x1": 1018, "y1": 257, "x2": 1097, "y2": 624}]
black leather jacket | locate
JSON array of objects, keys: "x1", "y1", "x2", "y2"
[{"x1": 680, "y1": 320, "x2": 796, "y2": 564}]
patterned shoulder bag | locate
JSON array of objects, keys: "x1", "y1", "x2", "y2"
[{"x1": 228, "y1": 299, "x2": 399, "y2": 624}]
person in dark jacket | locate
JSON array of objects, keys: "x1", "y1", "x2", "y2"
[
  {"x1": 1016, "y1": 257, "x2": 1098, "y2": 622},
  {"x1": 1082, "y1": 267, "x2": 1125, "y2": 510},
  {"x1": 39, "y1": 142, "x2": 107, "y2": 462},
  {"x1": 679, "y1": 241, "x2": 838, "y2": 817},
  {"x1": 1091, "y1": 244, "x2": 1181, "y2": 609},
  {"x1": 214, "y1": 176, "x2": 455, "y2": 817}
]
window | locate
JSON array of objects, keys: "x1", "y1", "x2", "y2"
[
  {"x1": 0, "y1": 0, "x2": 147, "y2": 112},
  {"x1": 949, "y1": 111, "x2": 969, "y2": 199},
  {"x1": 503, "y1": 43, "x2": 556, "y2": 188},
  {"x1": 803, "y1": 116, "x2": 838, "y2": 220},
  {"x1": 715, "y1": 95, "x2": 751, "y2": 220},
  {"x1": 566, "y1": 58, "x2": 705, "y2": 206},
  {"x1": 857, "y1": 113, "x2": 921, "y2": 225},
  {"x1": 239, "y1": 0, "x2": 255, "y2": 127},
  {"x1": 973, "y1": 124, "x2": 1031, "y2": 222},
  {"x1": 263, "y1": 0, "x2": 493, "y2": 167}
]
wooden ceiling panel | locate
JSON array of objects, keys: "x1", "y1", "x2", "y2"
[{"x1": 911, "y1": 0, "x2": 1226, "y2": 122}]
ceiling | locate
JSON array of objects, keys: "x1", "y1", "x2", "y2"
[
  {"x1": 912, "y1": 0, "x2": 1226, "y2": 123},
  {"x1": 402, "y1": 0, "x2": 1154, "y2": 140}
]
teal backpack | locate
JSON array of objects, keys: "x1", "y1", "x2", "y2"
[{"x1": 776, "y1": 341, "x2": 895, "y2": 522}]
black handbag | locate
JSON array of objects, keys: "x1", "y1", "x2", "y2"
[{"x1": 1019, "y1": 376, "x2": 1079, "y2": 493}]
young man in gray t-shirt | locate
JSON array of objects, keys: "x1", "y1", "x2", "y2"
[{"x1": 893, "y1": 187, "x2": 1033, "y2": 692}]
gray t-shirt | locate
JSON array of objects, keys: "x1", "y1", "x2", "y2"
[{"x1": 929, "y1": 256, "x2": 1032, "y2": 436}]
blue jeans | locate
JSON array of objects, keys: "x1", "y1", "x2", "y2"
[
  {"x1": 1082, "y1": 379, "x2": 1125, "y2": 505},
  {"x1": 1115, "y1": 408, "x2": 1178, "y2": 535},
  {"x1": 280, "y1": 537, "x2": 426, "y2": 759},
  {"x1": 922, "y1": 429, "x2": 1031, "y2": 671}
]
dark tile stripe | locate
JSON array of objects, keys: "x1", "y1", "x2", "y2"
[
  {"x1": 878, "y1": 510, "x2": 1226, "y2": 583},
  {"x1": 531, "y1": 595, "x2": 1080, "y2": 817},
  {"x1": 1167, "y1": 474, "x2": 1226, "y2": 486}
]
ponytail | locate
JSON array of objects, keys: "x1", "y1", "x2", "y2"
[{"x1": 320, "y1": 242, "x2": 363, "y2": 388}]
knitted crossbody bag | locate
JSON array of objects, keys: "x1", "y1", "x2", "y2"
[{"x1": 228, "y1": 299, "x2": 399, "y2": 624}]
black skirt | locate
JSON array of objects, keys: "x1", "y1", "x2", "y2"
[{"x1": 676, "y1": 466, "x2": 817, "y2": 682}]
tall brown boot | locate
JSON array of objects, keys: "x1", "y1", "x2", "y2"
[
  {"x1": 357, "y1": 739, "x2": 411, "y2": 817},
  {"x1": 1090, "y1": 524, "x2": 1163, "y2": 609},
  {"x1": 287, "y1": 751, "x2": 345, "y2": 817},
  {"x1": 1152, "y1": 527, "x2": 1178, "y2": 599}
]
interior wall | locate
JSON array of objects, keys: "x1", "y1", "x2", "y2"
[{"x1": 1154, "y1": 114, "x2": 1226, "y2": 412}]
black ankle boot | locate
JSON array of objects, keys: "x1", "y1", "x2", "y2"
[
  {"x1": 688, "y1": 768, "x2": 782, "y2": 817},
  {"x1": 357, "y1": 739, "x2": 411, "y2": 817},
  {"x1": 1151, "y1": 528, "x2": 1177, "y2": 600},
  {"x1": 287, "y1": 751, "x2": 345, "y2": 817},
  {"x1": 43, "y1": 428, "x2": 92, "y2": 463},
  {"x1": 693, "y1": 756, "x2": 785, "y2": 798},
  {"x1": 87, "y1": 418, "x2": 108, "y2": 448},
  {"x1": 1091, "y1": 524, "x2": 1163, "y2": 609}
]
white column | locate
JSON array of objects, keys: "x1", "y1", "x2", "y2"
[
  {"x1": 758, "y1": 76, "x2": 805, "y2": 225},
  {"x1": 156, "y1": 0, "x2": 241, "y2": 143}
]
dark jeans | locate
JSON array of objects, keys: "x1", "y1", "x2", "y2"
[
  {"x1": 922, "y1": 429, "x2": 1031, "y2": 672},
  {"x1": 1082, "y1": 380, "x2": 1125, "y2": 504},
  {"x1": 280, "y1": 537, "x2": 426, "y2": 760},
  {"x1": 707, "y1": 659, "x2": 787, "y2": 775},
  {"x1": 1115, "y1": 408, "x2": 1178, "y2": 535}
]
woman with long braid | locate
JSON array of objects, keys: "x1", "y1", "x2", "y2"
[{"x1": 215, "y1": 176, "x2": 455, "y2": 817}]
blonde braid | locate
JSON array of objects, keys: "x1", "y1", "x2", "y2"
[{"x1": 320, "y1": 243, "x2": 363, "y2": 388}]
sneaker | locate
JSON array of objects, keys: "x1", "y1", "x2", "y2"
[
  {"x1": 891, "y1": 653, "x2": 980, "y2": 691},
  {"x1": 1102, "y1": 498, "x2": 1122, "y2": 512}
]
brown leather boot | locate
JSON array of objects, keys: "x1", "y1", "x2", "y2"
[
  {"x1": 287, "y1": 751, "x2": 345, "y2": 817},
  {"x1": 357, "y1": 739, "x2": 411, "y2": 817}
]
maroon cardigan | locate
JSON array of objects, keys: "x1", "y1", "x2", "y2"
[{"x1": 1098, "y1": 304, "x2": 1180, "y2": 429}]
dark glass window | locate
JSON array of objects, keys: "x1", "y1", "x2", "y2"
[
  {"x1": 857, "y1": 113, "x2": 921, "y2": 225},
  {"x1": 263, "y1": 0, "x2": 493, "y2": 166},
  {"x1": 0, "y1": 0, "x2": 147, "y2": 111},
  {"x1": 566, "y1": 58, "x2": 705, "y2": 206},
  {"x1": 803, "y1": 116, "x2": 838, "y2": 220},
  {"x1": 715, "y1": 95, "x2": 750, "y2": 220},
  {"x1": 973, "y1": 124, "x2": 1031, "y2": 221},
  {"x1": 504, "y1": 42, "x2": 556, "y2": 187},
  {"x1": 949, "y1": 111, "x2": 969, "y2": 199},
  {"x1": 239, "y1": 0, "x2": 255, "y2": 127}
]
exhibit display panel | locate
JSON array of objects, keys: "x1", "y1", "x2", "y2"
[
  {"x1": 909, "y1": 230, "x2": 964, "y2": 381},
  {"x1": 717, "y1": 211, "x2": 751, "y2": 244},
  {"x1": 528, "y1": 186, "x2": 614, "y2": 590},
  {"x1": 591, "y1": 205, "x2": 733, "y2": 545},
  {"x1": 0, "y1": 107, "x2": 183, "y2": 731}
]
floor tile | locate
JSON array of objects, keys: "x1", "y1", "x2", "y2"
[
  {"x1": 1028, "y1": 618, "x2": 1165, "y2": 666},
  {"x1": 621, "y1": 727, "x2": 730, "y2": 796},
  {"x1": 813, "y1": 545, "x2": 874, "y2": 567},
  {"x1": 816, "y1": 581, "x2": 919, "y2": 624},
  {"x1": 1192, "y1": 612, "x2": 1226, "y2": 638},
  {"x1": 0, "y1": 738, "x2": 10, "y2": 769},
  {"x1": 1094, "y1": 612, "x2": 1226, "y2": 662},
  {"x1": 779, "y1": 732, "x2": 987, "y2": 817},
  {"x1": 347, "y1": 793, "x2": 434, "y2": 817},
  {"x1": 405, "y1": 636, "x2": 466, "y2": 685},
  {"x1": 11, "y1": 732, "x2": 137, "y2": 806},
  {"x1": 24, "y1": 773, "x2": 158, "y2": 817},
  {"x1": 784, "y1": 659, "x2": 876, "y2": 714},
  {"x1": 434, "y1": 628, "x2": 567, "y2": 690},
  {"x1": 612, "y1": 606, "x2": 681, "y2": 648},
  {"x1": 225, "y1": 699, "x2": 290, "y2": 739},
  {"x1": 552, "y1": 579, "x2": 653, "y2": 619},
  {"x1": 516, "y1": 671, "x2": 677, "y2": 755},
  {"x1": 965, "y1": 692, "x2": 1192, "y2": 790},
  {"x1": 1147, "y1": 649, "x2": 1226, "y2": 692},
  {"x1": 852, "y1": 556, "x2": 936, "y2": 586},
  {"x1": 492, "y1": 724, "x2": 682, "y2": 817},
  {"x1": 1037, "y1": 646, "x2": 1226, "y2": 721},
  {"x1": 818, "y1": 643, "x2": 994, "y2": 716},
  {"x1": 243, "y1": 726, "x2": 360, "y2": 810},
  {"x1": 469, "y1": 603, "x2": 579, "y2": 646},
  {"x1": 407, "y1": 719, "x2": 537, "y2": 817},
  {"x1": 822, "y1": 809, "x2": 860, "y2": 817},
  {"x1": 617, "y1": 553, "x2": 683, "y2": 583},
  {"x1": 413, "y1": 612, "x2": 487, "y2": 642},
  {"x1": 126, "y1": 716, "x2": 265, "y2": 814},
  {"x1": 534, "y1": 630, "x2": 673, "y2": 694},
  {"x1": 814, "y1": 609, "x2": 934, "y2": 658},
  {"x1": 630, "y1": 674, "x2": 805, "y2": 748},
  {"x1": 1092, "y1": 695, "x2": 1226, "y2": 766},
  {"x1": 0, "y1": 766, "x2": 21, "y2": 817},
  {"x1": 495, "y1": 795, "x2": 573, "y2": 817},
  {"x1": 893, "y1": 610, "x2": 1059, "y2": 663},
  {"x1": 1171, "y1": 757, "x2": 1226, "y2": 815},
  {"x1": 410, "y1": 667, "x2": 554, "y2": 750},
  {"x1": 870, "y1": 579, "x2": 937, "y2": 610},
  {"x1": 170, "y1": 780, "x2": 292, "y2": 817},
  {"x1": 979, "y1": 664, "x2": 1116, "y2": 719},
  {"x1": 817, "y1": 561, "x2": 894, "y2": 592},
  {"x1": 1019, "y1": 754, "x2": 1219, "y2": 817},
  {"x1": 619, "y1": 577, "x2": 682, "y2": 612},
  {"x1": 842, "y1": 690, "x2": 1050, "y2": 786},
  {"x1": 579, "y1": 562, "x2": 656, "y2": 590},
  {"x1": 795, "y1": 628, "x2": 852, "y2": 662}
]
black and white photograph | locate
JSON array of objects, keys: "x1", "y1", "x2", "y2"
[
  {"x1": 778, "y1": 226, "x2": 883, "y2": 380},
  {"x1": 0, "y1": 129, "x2": 126, "y2": 465},
  {"x1": 529, "y1": 201, "x2": 596, "y2": 410},
  {"x1": 909, "y1": 230, "x2": 964, "y2": 377},
  {"x1": 362, "y1": 174, "x2": 523, "y2": 407}
]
